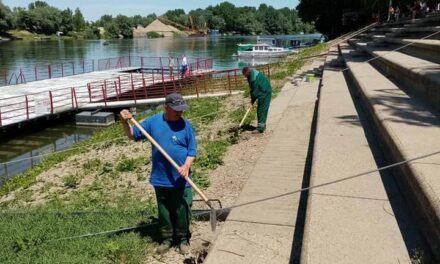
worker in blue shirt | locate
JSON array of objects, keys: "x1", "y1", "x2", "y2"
[{"x1": 120, "y1": 93, "x2": 196, "y2": 255}]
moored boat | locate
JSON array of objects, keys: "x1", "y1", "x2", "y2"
[{"x1": 233, "y1": 43, "x2": 296, "y2": 58}]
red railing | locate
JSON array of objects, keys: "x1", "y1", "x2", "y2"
[
  {"x1": 97, "y1": 56, "x2": 213, "y2": 74},
  {"x1": 0, "y1": 87, "x2": 71, "y2": 126},
  {"x1": 86, "y1": 65, "x2": 269, "y2": 104},
  {"x1": 0, "y1": 65, "x2": 270, "y2": 128},
  {"x1": 0, "y1": 60, "x2": 95, "y2": 86},
  {"x1": 1, "y1": 56, "x2": 213, "y2": 87}
]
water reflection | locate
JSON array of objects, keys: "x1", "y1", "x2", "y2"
[
  {"x1": 0, "y1": 124, "x2": 97, "y2": 183},
  {"x1": 236, "y1": 57, "x2": 282, "y2": 68}
]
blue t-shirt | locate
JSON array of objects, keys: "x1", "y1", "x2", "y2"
[{"x1": 132, "y1": 113, "x2": 197, "y2": 188}]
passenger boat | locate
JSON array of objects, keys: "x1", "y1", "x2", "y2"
[{"x1": 233, "y1": 43, "x2": 296, "y2": 58}]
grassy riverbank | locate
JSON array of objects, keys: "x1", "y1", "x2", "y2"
[
  {"x1": 0, "y1": 44, "x2": 328, "y2": 263},
  {"x1": 0, "y1": 95, "x2": 245, "y2": 263}
]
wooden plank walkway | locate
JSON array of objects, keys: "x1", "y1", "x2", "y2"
[{"x1": 0, "y1": 68, "x2": 213, "y2": 127}]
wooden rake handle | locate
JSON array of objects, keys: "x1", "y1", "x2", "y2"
[
  {"x1": 239, "y1": 105, "x2": 253, "y2": 127},
  {"x1": 130, "y1": 118, "x2": 211, "y2": 206}
]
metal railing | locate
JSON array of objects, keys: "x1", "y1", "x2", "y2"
[
  {"x1": 96, "y1": 56, "x2": 213, "y2": 73},
  {"x1": 0, "y1": 65, "x2": 270, "y2": 128},
  {"x1": 0, "y1": 56, "x2": 213, "y2": 87},
  {"x1": 0, "y1": 60, "x2": 95, "y2": 86}
]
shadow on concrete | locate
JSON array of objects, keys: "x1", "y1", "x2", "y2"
[
  {"x1": 288, "y1": 65, "x2": 324, "y2": 264},
  {"x1": 369, "y1": 92, "x2": 440, "y2": 127},
  {"x1": 341, "y1": 47, "x2": 440, "y2": 128},
  {"x1": 344, "y1": 65, "x2": 434, "y2": 261},
  {"x1": 336, "y1": 114, "x2": 362, "y2": 127}
]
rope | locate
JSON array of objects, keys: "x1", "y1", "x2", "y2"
[
  {"x1": 0, "y1": 100, "x2": 249, "y2": 167},
  {"x1": 3, "y1": 23, "x2": 440, "y2": 244},
  {"x1": 15, "y1": 148, "x2": 439, "y2": 244}
]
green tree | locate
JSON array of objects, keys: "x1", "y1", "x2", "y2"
[
  {"x1": 83, "y1": 26, "x2": 100, "y2": 39},
  {"x1": 164, "y1": 9, "x2": 185, "y2": 22},
  {"x1": 95, "y1": 14, "x2": 113, "y2": 27},
  {"x1": 0, "y1": 1, "x2": 14, "y2": 33},
  {"x1": 208, "y1": 15, "x2": 225, "y2": 31},
  {"x1": 28, "y1": 1, "x2": 49, "y2": 10},
  {"x1": 212, "y1": 2, "x2": 239, "y2": 32},
  {"x1": 114, "y1": 15, "x2": 132, "y2": 38},
  {"x1": 59, "y1": 8, "x2": 73, "y2": 34},
  {"x1": 104, "y1": 21, "x2": 119, "y2": 38},
  {"x1": 73, "y1": 8, "x2": 85, "y2": 31},
  {"x1": 26, "y1": 1, "x2": 62, "y2": 34},
  {"x1": 263, "y1": 6, "x2": 283, "y2": 34},
  {"x1": 189, "y1": 8, "x2": 208, "y2": 30},
  {"x1": 12, "y1": 7, "x2": 30, "y2": 30},
  {"x1": 297, "y1": 0, "x2": 390, "y2": 37}
]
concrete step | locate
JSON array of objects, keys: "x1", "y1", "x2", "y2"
[
  {"x1": 348, "y1": 38, "x2": 440, "y2": 112},
  {"x1": 375, "y1": 13, "x2": 440, "y2": 29},
  {"x1": 340, "y1": 43, "x2": 440, "y2": 261},
  {"x1": 204, "y1": 59, "x2": 325, "y2": 264},
  {"x1": 301, "y1": 47, "x2": 414, "y2": 264},
  {"x1": 372, "y1": 36, "x2": 440, "y2": 64},
  {"x1": 370, "y1": 27, "x2": 401, "y2": 33},
  {"x1": 386, "y1": 29, "x2": 440, "y2": 40},
  {"x1": 403, "y1": 14, "x2": 440, "y2": 27}
]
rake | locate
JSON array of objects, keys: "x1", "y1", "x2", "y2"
[{"x1": 130, "y1": 118, "x2": 218, "y2": 232}]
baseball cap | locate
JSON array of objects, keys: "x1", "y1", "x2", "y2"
[{"x1": 165, "y1": 93, "x2": 188, "y2": 111}]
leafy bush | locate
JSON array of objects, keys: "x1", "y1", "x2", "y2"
[{"x1": 146, "y1": 31, "x2": 163, "y2": 38}]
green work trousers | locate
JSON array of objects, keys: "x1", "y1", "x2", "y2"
[
  {"x1": 154, "y1": 186, "x2": 192, "y2": 243},
  {"x1": 256, "y1": 92, "x2": 271, "y2": 132}
]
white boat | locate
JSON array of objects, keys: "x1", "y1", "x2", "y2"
[{"x1": 233, "y1": 43, "x2": 296, "y2": 58}]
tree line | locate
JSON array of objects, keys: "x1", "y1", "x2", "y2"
[
  {"x1": 0, "y1": 0, "x2": 315, "y2": 39},
  {"x1": 164, "y1": 2, "x2": 315, "y2": 35},
  {"x1": 0, "y1": 0, "x2": 157, "y2": 39}
]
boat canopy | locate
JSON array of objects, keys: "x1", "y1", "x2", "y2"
[{"x1": 238, "y1": 44, "x2": 254, "y2": 51}]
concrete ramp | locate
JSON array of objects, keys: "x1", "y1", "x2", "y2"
[{"x1": 204, "y1": 60, "x2": 324, "y2": 264}]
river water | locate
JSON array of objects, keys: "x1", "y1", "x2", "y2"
[
  {"x1": 0, "y1": 35, "x2": 319, "y2": 182},
  {"x1": 0, "y1": 36, "x2": 260, "y2": 71}
]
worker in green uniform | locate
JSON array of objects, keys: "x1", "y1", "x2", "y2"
[{"x1": 242, "y1": 66, "x2": 272, "y2": 133}]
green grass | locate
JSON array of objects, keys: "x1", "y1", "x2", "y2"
[
  {"x1": 270, "y1": 43, "x2": 328, "y2": 81},
  {"x1": 229, "y1": 104, "x2": 257, "y2": 127},
  {"x1": 0, "y1": 205, "x2": 156, "y2": 263},
  {"x1": 115, "y1": 156, "x2": 148, "y2": 172},
  {"x1": 191, "y1": 137, "x2": 238, "y2": 189},
  {"x1": 185, "y1": 96, "x2": 224, "y2": 132},
  {"x1": 62, "y1": 174, "x2": 81, "y2": 189}
]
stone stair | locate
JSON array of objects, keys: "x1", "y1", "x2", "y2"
[
  {"x1": 336, "y1": 14, "x2": 440, "y2": 261},
  {"x1": 301, "y1": 15, "x2": 440, "y2": 263},
  {"x1": 203, "y1": 17, "x2": 440, "y2": 263}
]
